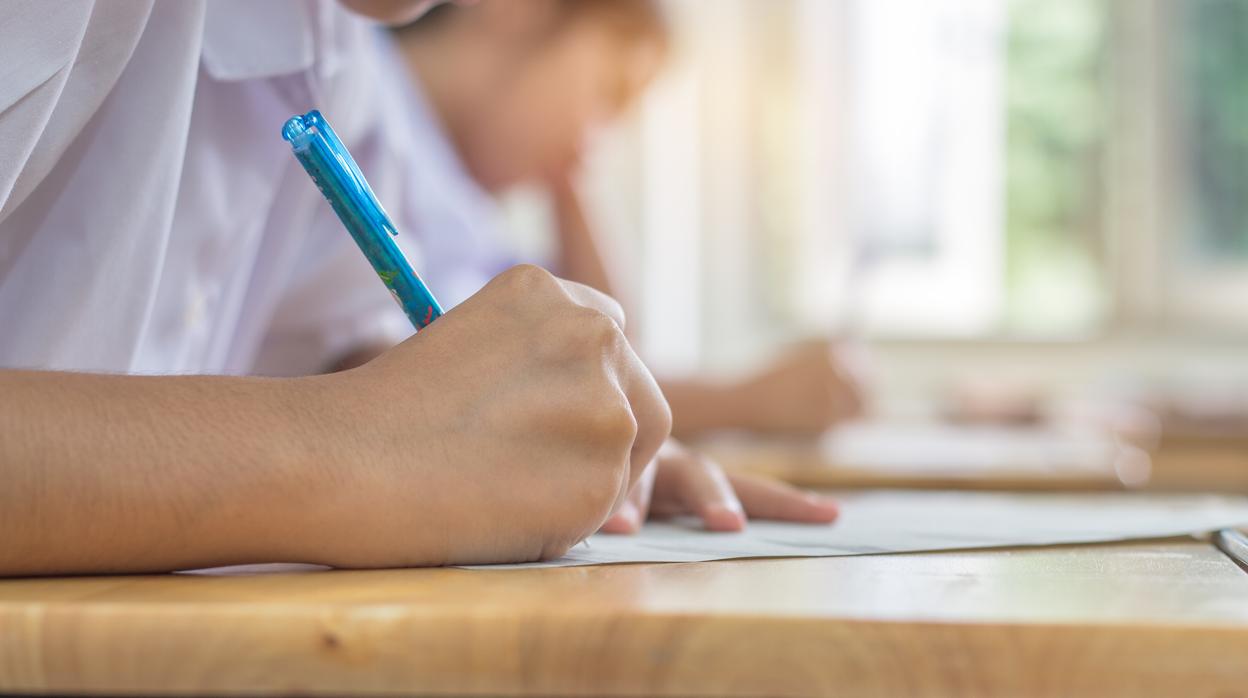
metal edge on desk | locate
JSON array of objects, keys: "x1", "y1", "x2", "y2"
[{"x1": 1213, "y1": 528, "x2": 1248, "y2": 572}]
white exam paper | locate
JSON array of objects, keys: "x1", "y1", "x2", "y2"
[{"x1": 464, "y1": 491, "x2": 1248, "y2": 569}]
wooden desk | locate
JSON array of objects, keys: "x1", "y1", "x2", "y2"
[{"x1": 3, "y1": 539, "x2": 1247, "y2": 697}]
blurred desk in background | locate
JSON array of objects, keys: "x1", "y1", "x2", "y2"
[
  {"x1": 1135, "y1": 396, "x2": 1248, "y2": 493},
  {"x1": 1148, "y1": 432, "x2": 1248, "y2": 494},
  {"x1": 2, "y1": 539, "x2": 1247, "y2": 697},
  {"x1": 702, "y1": 421, "x2": 1151, "y2": 492}
]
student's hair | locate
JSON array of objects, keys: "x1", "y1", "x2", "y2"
[{"x1": 394, "y1": 0, "x2": 669, "y2": 51}]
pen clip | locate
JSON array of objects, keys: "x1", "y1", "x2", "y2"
[{"x1": 281, "y1": 110, "x2": 400, "y2": 237}]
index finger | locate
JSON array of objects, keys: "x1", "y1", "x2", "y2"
[{"x1": 727, "y1": 473, "x2": 839, "y2": 523}]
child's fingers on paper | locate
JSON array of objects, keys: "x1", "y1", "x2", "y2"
[
  {"x1": 727, "y1": 473, "x2": 839, "y2": 523},
  {"x1": 599, "y1": 503, "x2": 642, "y2": 533},
  {"x1": 651, "y1": 448, "x2": 746, "y2": 532},
  {"x1": 632, "y1": 457, "x2": 657, "y2": 516}
]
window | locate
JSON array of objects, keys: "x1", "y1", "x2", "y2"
[
  {"x1": 1177, "y1": 0, "x2": 1248, "y2": 264},
  {"x1": 1004, "y1": 0, "x2": 1110, "y2": 336},
  {"x1": 1166, "y1": 0, "x2": 1248, "y2": 329},
  {"x1": 519, "y1": 0, "x2": 1248, "y2": 378}
]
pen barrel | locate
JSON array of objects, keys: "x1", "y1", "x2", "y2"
[
  {"x1": 284, "y1": 111, "x2": 444, "y2": 330},
  {"x1": 329, "y1": 194, "x2": 444, "y2": 329}
]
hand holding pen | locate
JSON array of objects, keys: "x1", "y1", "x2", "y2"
[{"x1": 282, "y1": 112, "x2": 671, "y2": 566}]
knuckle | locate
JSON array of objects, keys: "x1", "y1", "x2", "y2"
[
  {"x1": 655, "y1": 397, "x2": 674, "y2": 442},
  {"x1": 598, "y1": 294, "x2": 627, "y2": 328},
  {"x1": 542, "y1": 308, "x2": 625, "y2": 362},
  {"x1": 500, "y1": 263, "x2": 558, "y2": 294},
  {"x1": 532, "y1": 307, "x2": 619, "y2": 364},
  {"x1": 583, "y1": 396, "x2": 639, "y2": 446},
  {"x1": 574, "y1": 308, "x2": 626, "y2": 350}
]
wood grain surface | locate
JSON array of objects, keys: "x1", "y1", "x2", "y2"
[{"x1": 3, "y1": 539, "x2": 1248, "y2": 697}]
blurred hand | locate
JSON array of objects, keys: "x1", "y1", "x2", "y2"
[
  {"x1": 599, "y1": 439, "x2": 839, "y2": 533},
  {"x1": 730, "y1": 340, "x2": 867, "y2": 436},
  {"x1": 315, "y1": 265, "x2": 670, "y2": 567}
]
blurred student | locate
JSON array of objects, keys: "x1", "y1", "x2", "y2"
[
  {"x1": 0, "y1": 0, "x2": 835, "y2": 577},
  {"x1": 388, "y1": 0, "x2": 867, "y2": 439}
]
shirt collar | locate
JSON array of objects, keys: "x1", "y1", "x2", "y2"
[{"x1": 200, "y1": 0, "x2": 316, "y2": 81}]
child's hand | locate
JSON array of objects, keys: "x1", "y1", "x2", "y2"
[
  {"x1": 598, "y1": 439, "x2": 839, "y2": 534},
  {"x1": 310, "y1": 265, "x2": 671, "y2": 567},
  {"x1": 0, "y1": 265, "x2": 667, "y2": 576},
  {"x1": 730, "y1": 340, "x2": 867, "y2": 436}
]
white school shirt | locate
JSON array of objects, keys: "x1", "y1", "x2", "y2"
[{"x1": 0, "y1": 0, "x2": 412, "y2": 376}]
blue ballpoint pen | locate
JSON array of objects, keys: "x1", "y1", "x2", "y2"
[{"x1": 281, "y1": 110, "x2": 444, "y2": 329}]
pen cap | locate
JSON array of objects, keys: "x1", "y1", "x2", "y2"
[
  {"x1": 282, "y1": 111, "x2": 400, "y2": 239},
  {"x1": 282, "y1": 110, "x2": 444, "y2": 329}
]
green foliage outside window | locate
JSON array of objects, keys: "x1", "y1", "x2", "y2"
[
  {"x1": 1178, "y1": 0, "x2": 1248, "y2": 261},
  {"x1": 1004, "y1": 0, "x2": 1110, "y2": 334}
]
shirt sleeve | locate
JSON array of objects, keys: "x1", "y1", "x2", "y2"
[{"x1": 0, "y1": 1, "x2": 152, "y2": 222}]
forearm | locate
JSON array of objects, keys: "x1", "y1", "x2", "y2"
[
  {"x1": 326, "y1": 343, "x2": 391, "y2": 373},
  {"x1": 660, "y1": 377, "x2": 751, "y2": 439},
  {"x1": 0, "y1": 370, "x2": 344, "y2": 575},
  {"x1": 551, "y1": 180, "x2": 620, "y2": 302}
]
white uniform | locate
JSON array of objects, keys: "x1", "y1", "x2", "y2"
[{"x1": 0, "y1": 0, "x2": 412, "y2": 376}]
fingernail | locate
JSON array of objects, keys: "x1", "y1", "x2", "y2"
[
  {"x1": 805, "y1": 494, "x2": 840, "y2": 522},
  {"x1": 599, "y1": 503, "x2": 641, "y2": 534},
  {"x1": 704, "y1": 504, "x2": 746, "y2": 532},
  {"x1": 617, "y1": 503, "x2": 641, "y2": 532}
]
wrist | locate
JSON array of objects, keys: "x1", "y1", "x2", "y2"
[
  {"x1": 144, "y1": 374, "x2": 360, "y2": 570},
  {"x1": 251, "y1": 373, "x2": 367, "y2": 565},
  {"x1": 274, "y1": 369, "x2": 450, "y2": 568}
]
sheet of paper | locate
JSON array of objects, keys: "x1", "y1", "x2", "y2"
[{"x1": 464, "y1": 491, "x2": 1248, "y2": 569}]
